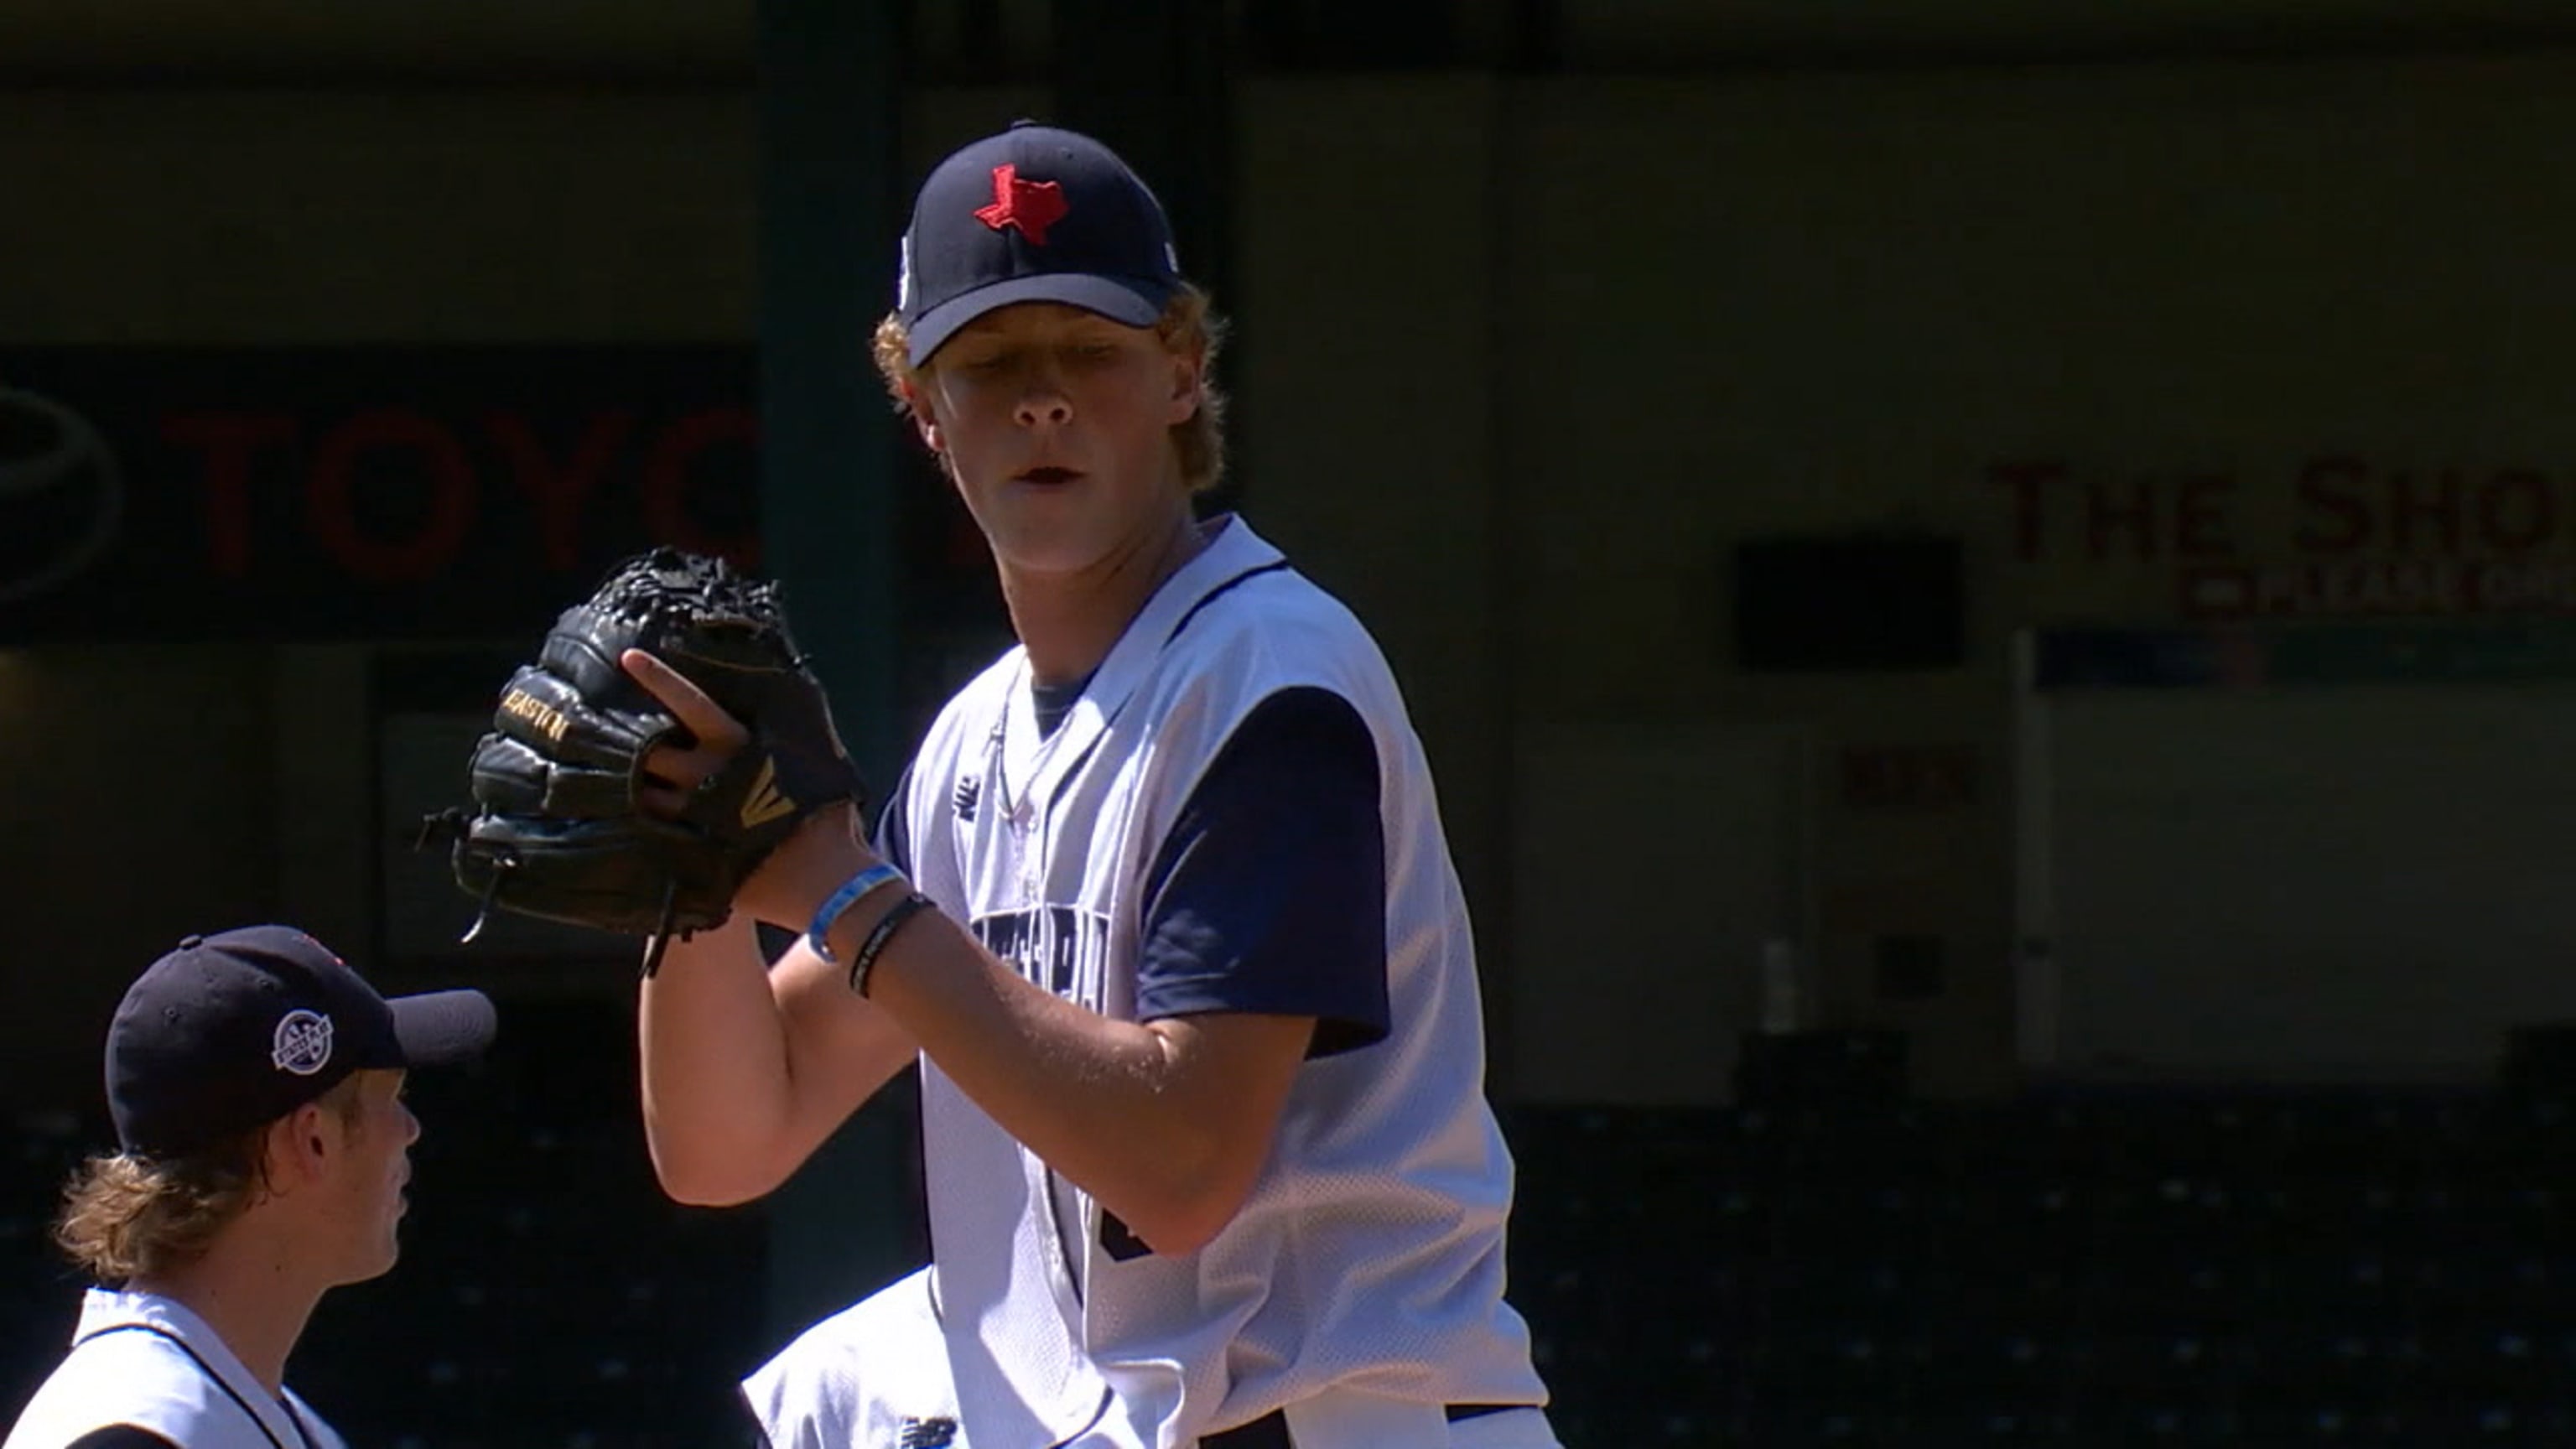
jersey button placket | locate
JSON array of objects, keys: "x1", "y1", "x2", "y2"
[{"x1": 1011, "y1": 800, "x2": 1043, "y2": 908}]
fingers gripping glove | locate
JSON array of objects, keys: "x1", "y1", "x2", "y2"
[{"x1": 418, "y1": 548, "x2": 867, "y2": 975}]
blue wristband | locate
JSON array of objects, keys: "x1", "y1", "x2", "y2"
[{"x1": 808, "y1": 863, "x2": 906, "y2": 964}]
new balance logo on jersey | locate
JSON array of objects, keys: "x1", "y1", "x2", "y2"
[
  {"x1": 740, "y1": 758, "x2": 795, "y2": 828},
  {"x1": 896, "y1": 1416, "x2": 958, "y2": 1448},
  {"x1": 953, "y1": 773, "x2": 981, "y2": 822}
]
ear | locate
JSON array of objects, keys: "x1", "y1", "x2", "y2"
[
  {"x1": 901, "y1": 378, "x2": 947, "y2": 454},
  {"x1": 1165, "y1": 346, "x2": 1202, "y2": 427},
  {"x1": 261, "y1": 1103, "x2": 337, "y2": 1194}
]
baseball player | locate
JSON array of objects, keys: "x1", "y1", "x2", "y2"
[
  {"x1": 626, "y1": 120, "x2": 1557, "y2": 1448},
  {"x1": 6, "y1": 927, "x2": 496, "y2": 1449}
]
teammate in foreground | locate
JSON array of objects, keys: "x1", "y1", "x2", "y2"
[
  {"x1": 633, "y1": 120, "x2": 1557, "y2": 1448},
  {"x1": 5, "y1": 927, "x2": 496, "y2": 1449}
]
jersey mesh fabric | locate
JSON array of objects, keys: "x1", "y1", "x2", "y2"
[{"x1": 894, "y1": 518, "x2": 1547, "y2": 1446}]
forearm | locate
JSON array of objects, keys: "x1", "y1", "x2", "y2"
[
  {"x1": 638, "y1": 914, "x2": 916, "y2": 1205},
  {"x1": 830, "y1": 891, "x2": 1294, "y2": 1254},
  {"x1": 637, "y1": 915, "x2": 796, "y2": 1201}
]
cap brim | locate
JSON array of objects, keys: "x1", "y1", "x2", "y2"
[
  {"x1": 387, "y1": 989, "x2": 497, "y2": 1068},
  {"x1": 907, "y1": 273, "x2": 1174, "y2": 366}
]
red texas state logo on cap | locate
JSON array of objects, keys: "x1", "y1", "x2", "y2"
[{"x1": 975, "y1": 164, "x2": 1068, "y2": 245}]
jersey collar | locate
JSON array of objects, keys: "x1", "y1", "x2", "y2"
[
  {"x1": 996, "y1": 513, "x2": 1284, "y2": 820},
  {"x1": 74, "y1": 1285, "x2": 312, "y2": 1441}
]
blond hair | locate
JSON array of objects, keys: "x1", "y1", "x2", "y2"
[
  {"x1": 870, "y1": 284, "x2": 1230, "y2": 496},
  {"x1": 55, "y1": 1077, "x2": 367, "y2": 1284}
]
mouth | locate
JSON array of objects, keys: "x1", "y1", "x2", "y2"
[{"x1": 1015, "y1": 465, "x2": 1083, "y2": 486}]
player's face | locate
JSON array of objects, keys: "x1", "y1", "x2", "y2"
[
  {"x1": 325, "y1": 1069, "x2": 420, "y2": 1284},
  {"x1": 913, "y1": 302, "x2": 1202, "y2": 579}
]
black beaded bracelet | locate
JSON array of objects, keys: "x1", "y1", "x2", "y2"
[{"x1": 848, "y1": 891, "x2": 936, "y2": 999}]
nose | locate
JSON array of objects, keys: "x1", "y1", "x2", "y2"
[
  {"x1": 1014, "y1": 359, "x2": 1073, "y2": 428},
  {"x1": 402, "y1": 1104, "x2": 422, "y2": 1146},
  {"x1": 1015, "y1": 387, "x2": 1072, "y2": 428}
]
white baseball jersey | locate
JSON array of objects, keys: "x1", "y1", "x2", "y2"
[
  {"x1": 879, "y1": 516, "x2": 1548, "y2": 1447},
  {"x1": 5, "y1": 1288, "x2": 348, "y2": 1449}
]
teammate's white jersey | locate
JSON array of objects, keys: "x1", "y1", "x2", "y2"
[
  {"x1": 6, "y1": 1288, "x2": 348, "y2": 1449},
  {"x1": 889, "y1": 517, "x2": 1547, "y2": 1447}
]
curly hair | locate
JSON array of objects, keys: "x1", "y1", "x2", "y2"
[
  {"x1": 54, "y1": 1077, "x2": 367, "y2": 1284},
  {"x1": 870, "y1": 284, "x2": 1231, "y2": 496}
]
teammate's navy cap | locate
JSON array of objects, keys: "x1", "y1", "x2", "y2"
[
  {"x1": 896, "y1": 118, "x2": 1183, "y2": 366},
  {"x1": 105, "y1": 926, "x2": 496, "y2": 1157}
]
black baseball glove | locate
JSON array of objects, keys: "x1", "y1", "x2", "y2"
[{"x1": 418, "y1": 548, "x2": 866, "y2": 975}]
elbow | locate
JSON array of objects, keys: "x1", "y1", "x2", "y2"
[
  {"x1": 1129, "y1": 1202, "x2": 1232, "y2": 1259},
  {"x1": 652, "y1": 1156, "x2": 778, "y2": 1208},
  {"x1": 1116, "y1": 1153, "x2": 1264, "y2": 1258},
  {"x1": 1116, "y1": 1202, "x2": 1228, "y2": 1259},
  {"x1": 655, "y1": 1163, "x2": 767, "y2": 1208},
  {"x1": 644, "y1": 1127, "x2": 785, "y2": 1208}
]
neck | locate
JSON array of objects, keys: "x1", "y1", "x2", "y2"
[
  {"x1": 133, "y1": 1224, "x2": 325, "y2": 1398},
  {"x1": 999, "y1": 508, "x2": 1209, "y2": 686}
]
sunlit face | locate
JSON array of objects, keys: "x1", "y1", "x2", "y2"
[
  {"x1": 322, "y1": 1069, "x2": 418, "y2": 1285},
  {"x1": 911, "y1": 302, "x2": 1202, "y2": 579}
]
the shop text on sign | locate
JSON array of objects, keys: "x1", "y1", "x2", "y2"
[{"x1": 1988, "y1": 456, "x2": 2576, "y2": 621}]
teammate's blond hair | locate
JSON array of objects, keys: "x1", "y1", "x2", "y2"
[
  {"x1": 870, "y1": 285, "x2": 1230, "y2": 496},
  {"x1": 55, "y1": 1076, "x2": 368, "y2": 1284}
]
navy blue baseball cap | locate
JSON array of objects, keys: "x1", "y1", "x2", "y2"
[
  {"x1": 896, "y1": 119, "x2": 1184, "y2": 366},
  {"x1": 105, "y1": 926, "x2": 497, "y2": 1157}
]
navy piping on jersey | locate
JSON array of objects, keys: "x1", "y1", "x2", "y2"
[
  {"x1": 72, "y1": 1323, "x2": 317, "y2": 1449},
  {"x1": 1163, "y1": 560, "x2": 1291, "y2": 649},
  {"x1": 67, "y1": 1429, "x2": 182, "y2": 1449},
  {"x1": 1044, "y1": 734, "x2": 1109, "y2": 808}
]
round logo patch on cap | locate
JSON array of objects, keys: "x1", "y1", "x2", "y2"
[{"x1": 272, "y1": 1010, "x2": 334, "y2": 1077}]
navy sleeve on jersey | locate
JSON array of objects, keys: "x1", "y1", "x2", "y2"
[
  {"x1": 1135, "y1": 687, "x2": 1389, "y2": 1057},
  {"x1": 69, "y1": 1428, "x2": 181, "y2": 1449}
]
